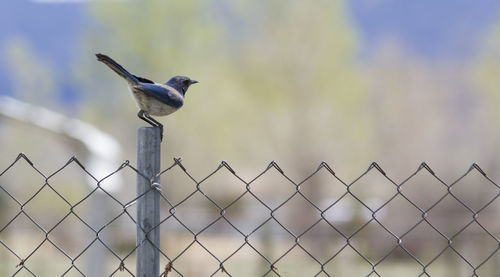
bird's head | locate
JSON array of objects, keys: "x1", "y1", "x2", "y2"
[{"x1": 166, "y1": 76, "x2": 198, "y2": 95}]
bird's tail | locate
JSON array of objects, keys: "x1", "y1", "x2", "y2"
[{"x1": 96, "y1": 53, "x2": 139, "y2": 85}]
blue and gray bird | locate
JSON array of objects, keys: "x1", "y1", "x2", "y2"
[{"x1": 96, "y1": 53, "x2": 197, "y2": 139}]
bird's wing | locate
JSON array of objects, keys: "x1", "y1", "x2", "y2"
[
  {"x1": 134, "y1": 83, "x2": 184, "y2": 108},
  {"x1": 133, "y1": 75, "x2": 155, "y2": 84},
  {"x1": 96, "y1": 53, "x2": 139, "y2": 85}
]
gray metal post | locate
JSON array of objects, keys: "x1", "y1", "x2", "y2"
[{"x1": 136, "y1": 127, "x2": 161, "y2": 277}]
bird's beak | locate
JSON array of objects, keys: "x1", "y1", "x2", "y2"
[{"x1": 189, "y1": 79, "x2": 198, "y2": 85}]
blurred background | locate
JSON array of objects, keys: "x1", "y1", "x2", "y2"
[{"x1": 1, "y1": 0, "x2": 500, "y2": 276}]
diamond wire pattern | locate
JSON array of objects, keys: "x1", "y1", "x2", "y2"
[{"x1": 0, "y1": 153, "x2": 499, "y2": 276}]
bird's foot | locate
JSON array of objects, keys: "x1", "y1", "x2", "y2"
[{"x1": 137, "y1": 110, "x2": 164, "y2": 141}]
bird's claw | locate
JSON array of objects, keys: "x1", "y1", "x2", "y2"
[{"x1": 137, "y1": 110, "x2": 164, "y2": 141}]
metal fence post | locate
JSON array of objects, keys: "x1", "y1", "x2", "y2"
[{"x1": 136, "y1": 127, "x2": 161, "y2": 277}]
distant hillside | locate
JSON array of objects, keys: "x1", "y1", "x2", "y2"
[{"x1": 348, "y1": 0, "x2": 500, "y2": 59}]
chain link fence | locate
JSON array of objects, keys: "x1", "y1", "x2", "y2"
[{"x1": 1, "y1": 152, "x2": 499, "y2": 276}]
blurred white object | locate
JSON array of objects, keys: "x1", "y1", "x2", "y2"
[{"x1": 0, "y1": 95, "x2": 123, "y2": 192}]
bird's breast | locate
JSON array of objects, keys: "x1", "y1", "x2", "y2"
[{"x1": 130, "y1": 89, "x2": 181, "y2": 116}]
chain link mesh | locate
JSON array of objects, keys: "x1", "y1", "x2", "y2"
[{"x1": 1, "y1": 153, "x2": 499, "y2": 276}]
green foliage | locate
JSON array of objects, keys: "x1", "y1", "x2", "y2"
[{"x1": 81, "y1": 0, "x2": 370, "y2": 170}]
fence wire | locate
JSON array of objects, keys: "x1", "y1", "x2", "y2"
[{"x1": 0, "y1": 153, "x2": 499, "y2": 276}]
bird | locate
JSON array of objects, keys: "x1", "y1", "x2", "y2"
[{"x1": 95, "y1": 53, "x2": 197, "y2": 140}]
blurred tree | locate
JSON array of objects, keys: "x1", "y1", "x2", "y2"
[
  {"x1": 223, "y1": 0, "x2": 370, "y2": 166},
  {"x1": 472, "y1": 17, "x2": 500, "y2": 117},
  {"x1": 366, "y1": 38, "x2": 497, "y2": 176},
  {"x1": 79, "y1": 0, "x2": 370, "y2": 174},
  {"x1": 3, "y1": 37, "x2": 56, "y2": 107}
]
